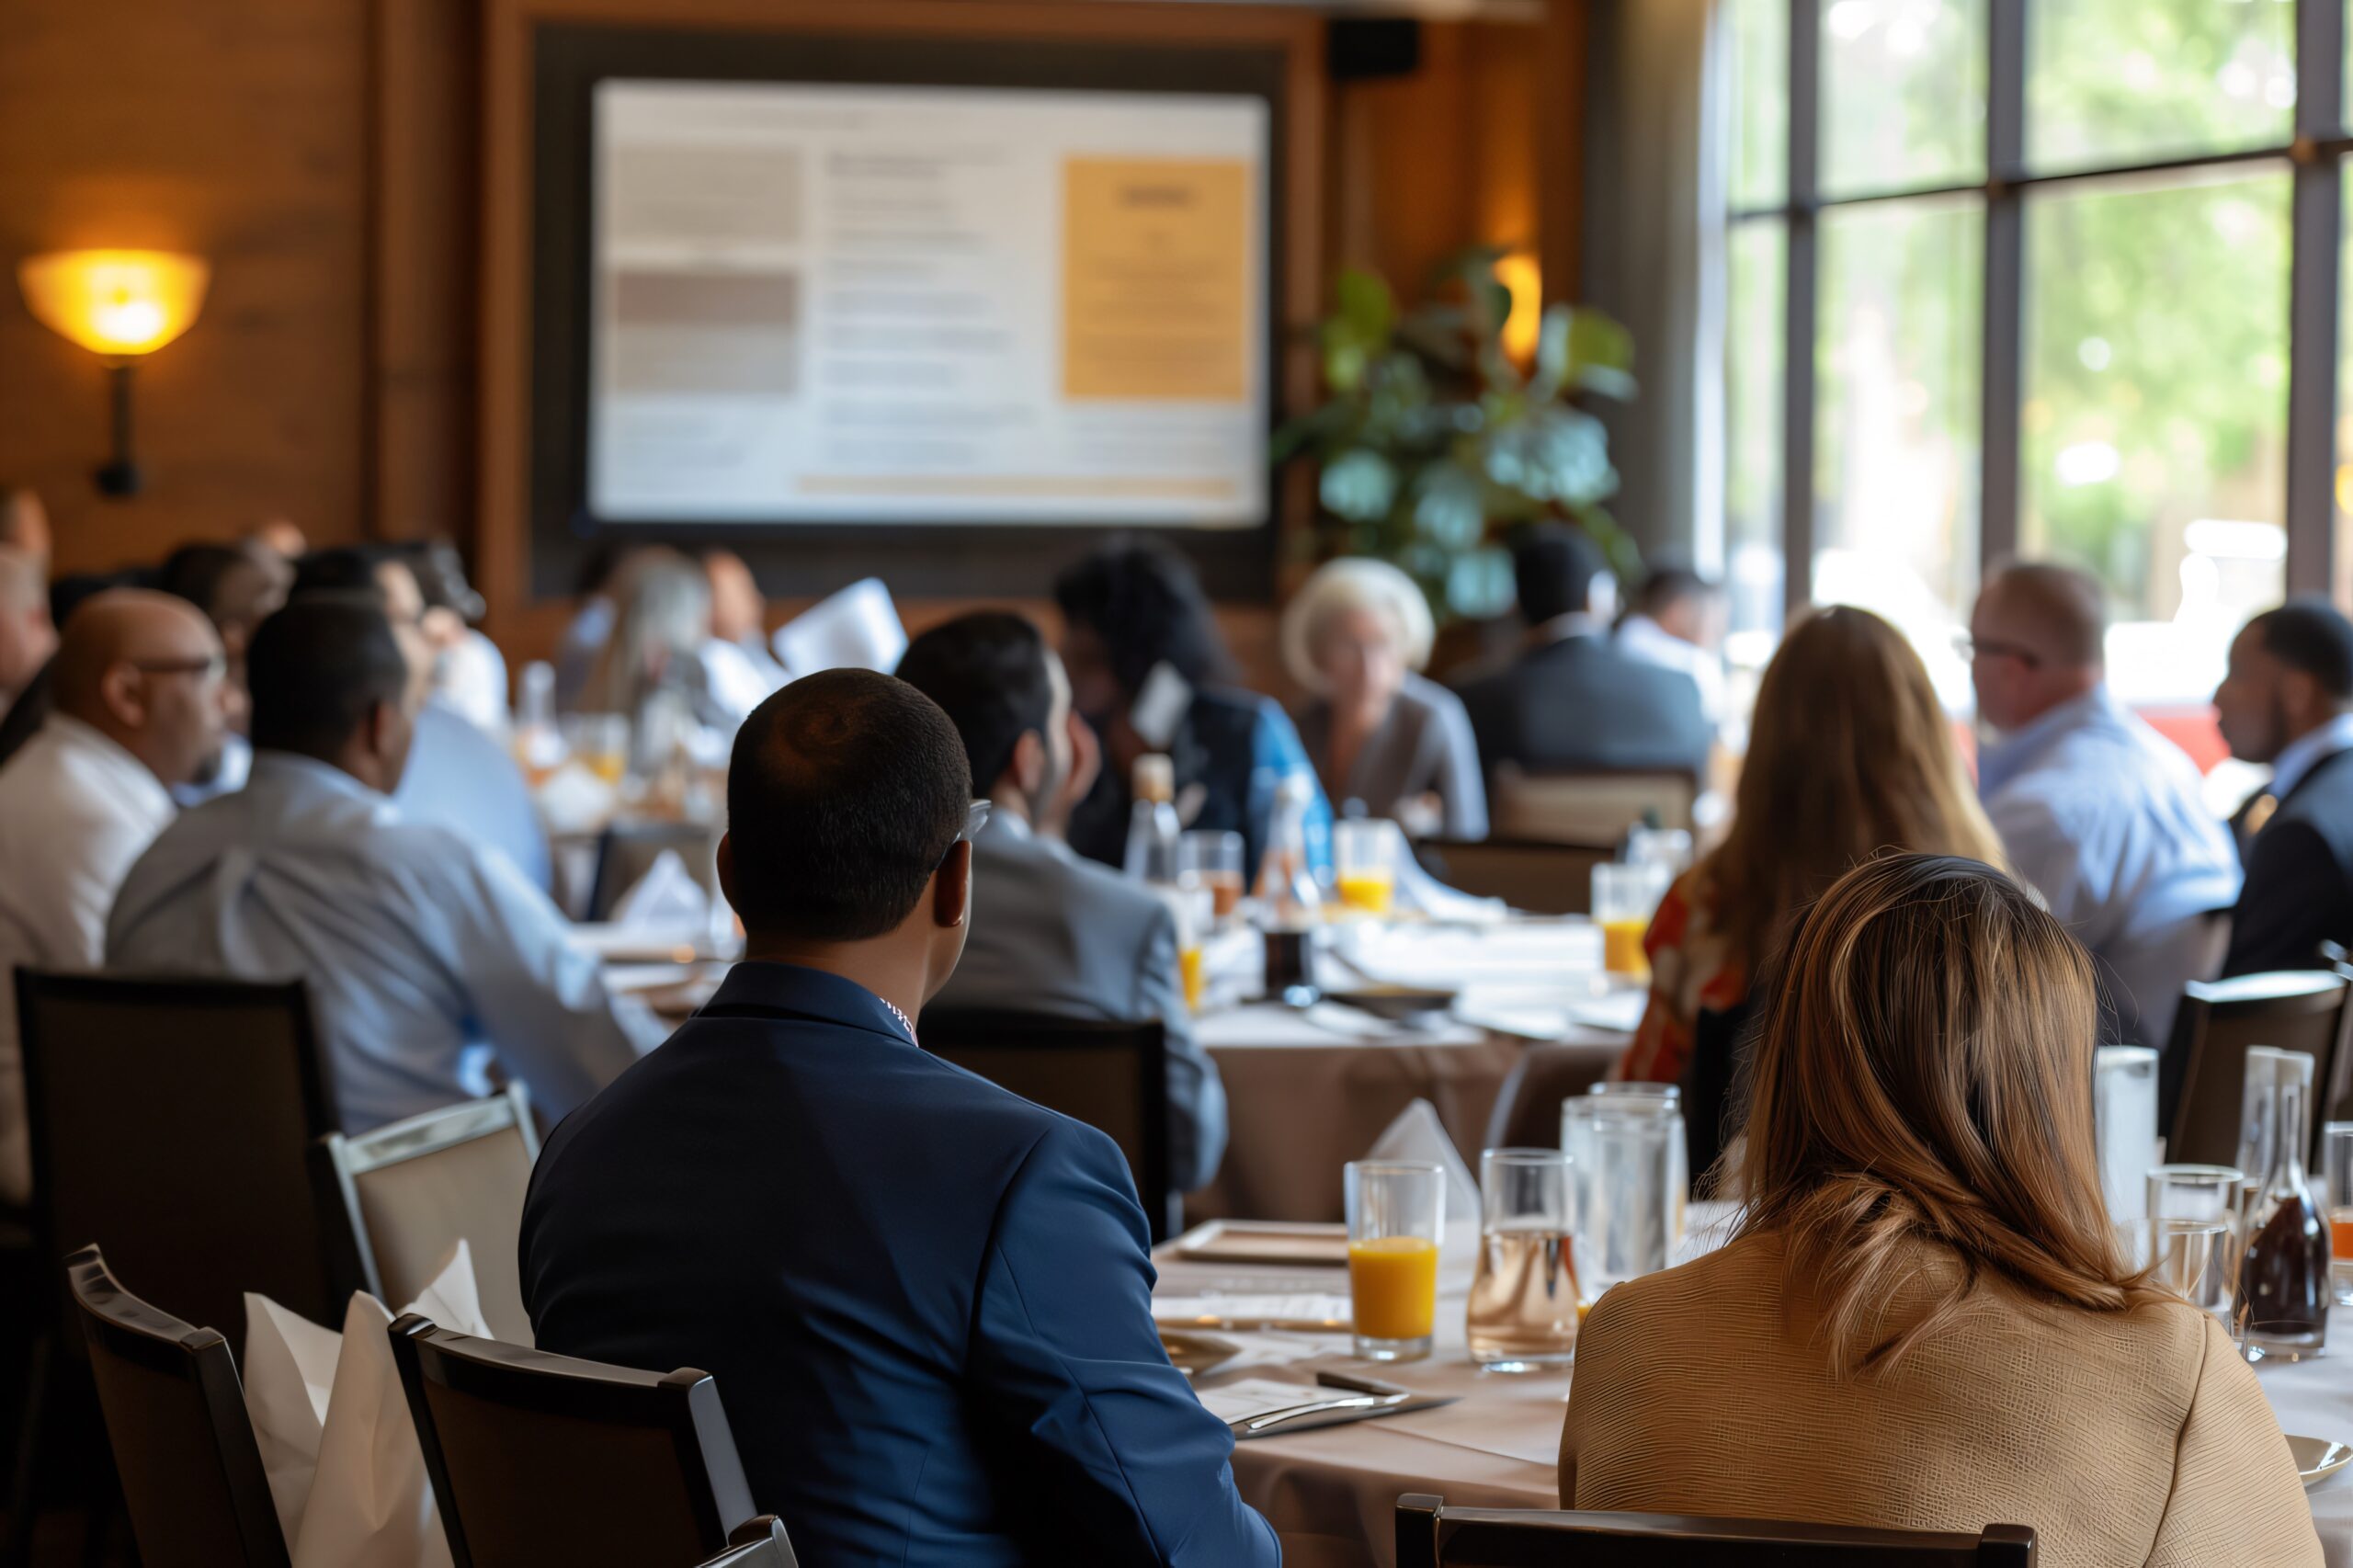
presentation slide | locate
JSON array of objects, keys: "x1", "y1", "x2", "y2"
[{"x1": 589, "y1": 80, "x2": 1271, "y2": 527}]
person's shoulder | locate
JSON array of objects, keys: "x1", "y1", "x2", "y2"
[
  {"x1": 1578, "y1": 1231, "x2": 1780, "y2": 1374},
  {"x1": 1397, "y1": 670, "x2": 1472, "y2": 724}
]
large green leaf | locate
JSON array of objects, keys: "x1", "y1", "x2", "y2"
[{"x1": 1318, "y1": 449, "x2": 1400, "y2": 522}]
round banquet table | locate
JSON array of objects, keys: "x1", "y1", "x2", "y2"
[
  {"x1": 1155, "y1": 1212, "x2": 2353, "y2": 1568},
  {"x1": 1188, "y1": 1005, "x2": 1622, "y2": 1223}
]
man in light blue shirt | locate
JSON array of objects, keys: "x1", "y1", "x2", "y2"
[
  {"x1": 1969, "y1": 563, "x2": 2239, "y2": 1048},
  {"x1": 108, "y1": 597, "x2": 648, "y2": 1132}
]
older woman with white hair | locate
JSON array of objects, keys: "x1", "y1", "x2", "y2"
[{"x1": 1284, "y1": 557, "x2": 1487, "y2": 839}]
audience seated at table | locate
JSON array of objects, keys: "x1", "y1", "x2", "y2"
[
  {"x1": 397, "y1": 537, "x2": 508, "y2": 734},
  {"x1": 571, "y1": 545, "x2": 735, "y2": 758},
  {"x1": 290, "y1": 546, "x2": 552, "y2": 890},
  {"x1": 520, "y1": 667, "x2": 1279, "y2": 1568},
  {"x1": 0, "y1": 544, "x2": 55, "y2": 719},
  {"x1": 1562, "y1": 852, "x2": 2321, "y2": 1568},
  {"x1": 1454, "y1": 523, "x2": 1710, "y2": 783},
  {"x1": 2214, "y1": 598, "x2": 2353, "y2": 977},
  {"x1": 0, "y1": 590, "x2": 235, "y2": 1206},
  {"x1": 107, "y1": 595, "x2": 646, "y2": 1134},
  {"x1": 1618, "y1": 606, "x2": 2004, "y2": 1172},
  {"x1": 1613, "y1": 563, "x2": 1726, "y2": 727},
  {"x1": 700, "y1": 547, "x2": 789, "y2": 720},
  {"x1": 1282, "y1": 557, "x2": 1486, "y2": 840},
  {"x1": 899, "y1": 609, "x2": 1230, "y2": 1193},
  {"x1": 1969, "y1": 562, "x2": 2239, "y2": 1048},
  {"x1": 1054, "y1": 537, "x2": 1332, "y2": 881}
]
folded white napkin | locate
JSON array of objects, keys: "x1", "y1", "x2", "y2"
[
  {"x1": 1362, "y1": 1098, "x2": 1483, "y2": 1277},
  {"x1": 609, "y1": 848, "x2": 710, "y2": 931},
  {"x1": 533, "y1": 759, "x2": 618, "y2": 836},
  {"x1": 771, "y1": 577, "x2": 908, "y2": 676},
  {"x1": 244, "y1": 1242, "x2": 496, "y2": 1568},
  {"x1": 1379, "y1": 821, "x2": 1509, "y2": 924}
]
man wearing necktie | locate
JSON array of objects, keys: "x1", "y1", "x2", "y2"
[{"x1": 2214, "y1": 600, "x2": 2353, "y2": 977}]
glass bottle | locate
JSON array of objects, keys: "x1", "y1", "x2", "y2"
[
  {"x1": 1122, "y1": 754, "x2": 1181, "y2": 884},
  {"x1": 2234, "y1": 1066, "x2": 2331, "y2": 1363},
  {"x1": 1253, "y1": 771, "x2": 1323, "y2": 1005}
]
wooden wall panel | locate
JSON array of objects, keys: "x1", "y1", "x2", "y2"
[{"x1": 0, "y1": 0, "x2": 369, "y2": 576}]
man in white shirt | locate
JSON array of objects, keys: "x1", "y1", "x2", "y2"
[
  {"x1": 1615, "y1": 566, "x2": 1727, "y2": 725},
  {"x1": 0, "y1": 589, "x2": 236, "y2": 1203},
  {"x1": 1969, "y1": 563, "x2": 2239, "y2": 1047}
]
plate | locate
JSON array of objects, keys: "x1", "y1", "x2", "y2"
[
  {"x1": 1159, "y1": 1329, "x2": 1243, "y2": 1377},
  {"x1": 1324, "y1": 985, "x2": 1458, "y2": 1022},
  {"x1": 2289, "y1": 1435, "x2": 2353, "y2": 1488},
  {"x1": 1170, "y1": 1219, "x2": 1350, "y2": 1268}
]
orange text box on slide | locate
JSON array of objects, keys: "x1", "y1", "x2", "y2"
[{"x1": 1062, "y1": 157, "x2": 1250, "y2": 403}]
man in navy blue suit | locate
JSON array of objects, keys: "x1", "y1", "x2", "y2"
[{"x1": 520, "y1": 667, "x2": 1279, "y2": 1567}]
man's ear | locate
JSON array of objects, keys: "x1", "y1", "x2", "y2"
[
  {"x1": 932, "y1": 839, "x2": 971, "y2": 929},
  {"x1": 97, "y1": 663, "x2": 147, "y2": 729},
  {"x1": 365, "y1": 699, "x2": 394, "y2": 761},
  {"x1": 1010, "y1": 729, "x2": 1046, "y2": 797},
  {"x1": 715, "y1": 833, "x2": 739, "y2": 915}
]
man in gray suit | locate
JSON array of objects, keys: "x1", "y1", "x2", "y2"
[{"x1": 897, "y1": 611, "x2": 1228, "y2": 1193}]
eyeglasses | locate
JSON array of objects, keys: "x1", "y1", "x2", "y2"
[
  {"x1": 937, "y1": 799, "x2": 991, "y2": 870},
  {"x1": 1953, "y1": 632, "x2": 2040, "y2": 669},
  {"x1": 127, "y1": 653, "x2": 228, "y2": 683}
]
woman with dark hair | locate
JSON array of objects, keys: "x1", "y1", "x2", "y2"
[
  {"x1": 1053, "y1": 539, "x2": 1332, "y2": 880},
  {"x1": 1561, "y1": 853, "x2": 2320, "y2": 1567}
]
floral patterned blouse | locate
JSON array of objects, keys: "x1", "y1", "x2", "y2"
[{"x1": 1615, "y1": 868, "x2": 1751, "y2": 1085}]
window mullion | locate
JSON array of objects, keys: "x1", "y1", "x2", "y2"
[
  {"x1": 2287, "y1": 0, "x2": 2346, "y2": 599},
  {"x1": 1781, "y1": 0, "x2": 1820, "y2": 623},
  {"x1": 1980, "y1": 0, "x2": 2027, "y2": 576}
]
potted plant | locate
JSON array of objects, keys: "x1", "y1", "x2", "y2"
[{"x1": 1272, "y1": 247, "x2": 1638, "y2": 627}]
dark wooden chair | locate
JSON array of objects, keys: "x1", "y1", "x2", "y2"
[
  {"x1": 13, "y1": 971, "x2": 355, "y2": 1563},
  {"x1": 1481, "y1": 1042, "x2": 1621, "y2": 1151},
  {"x1": 318, "y1": 1085, "x2": 540, "y2": 1346},
  {"x1": 587, "y1": 820, "x2": 722, "y2": 923},
  {"x1": 65, "y1": 1244, "x2": 290, "y2": 1568},
  {"x1": 694, "y1": 1517, "x2": 798, "y2": 1567},
  {"x1": 2164, "y1": 971, "x2": 2353, "y2": 1166},
  {"x1": 1396, "y1": 1494, "x2": 2037, "y2": 1566},
  {"x1": 389, "y1": 1314, "x2": 772, "y2": 1568},
  {"x1": 1488, "y1": 766, "x2": 1701, "y2": 846},
  {"x1": 1413, "y1": 837, "x2": 1615, "y2": 916},
  {"x1": 916, "y1": 1011, "x2": 1176, "y2": 1241}
]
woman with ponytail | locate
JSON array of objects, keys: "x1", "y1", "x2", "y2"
[{"x1": 1559, "y1": 853, "x2": 2318, "y2": 1567}]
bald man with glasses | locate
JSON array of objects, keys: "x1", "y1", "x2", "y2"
[{"x1": 0, "y1": 589, "x2": 238, "y2": 1203}]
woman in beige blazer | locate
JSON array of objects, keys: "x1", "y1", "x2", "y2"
[{"x1": 1559, "y1": 853, "x2": 2320, "y2": 1568}]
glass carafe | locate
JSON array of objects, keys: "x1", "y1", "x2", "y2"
[{"x1": 2234, "y1": 1073, "x2": 2331, "y2": 1362}]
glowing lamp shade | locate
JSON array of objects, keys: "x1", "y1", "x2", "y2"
[
  {"x1": 1495, "y1": 250, "x2": 1541, "y2": 365},
  {"x1": 17, "y1": 249, "x2": 210, "y2": 358}
]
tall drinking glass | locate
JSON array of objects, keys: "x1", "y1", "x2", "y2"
[
  {"x1": 2329, "y1": 1123, "x2": 2353, "y2": 1308},
  {"x1": 1345, "y1": 1161, "x2": 1445, "y2": 1361},
  {"x1": 1579, "y1": 1083, "x2": 1688, "y2": 1238},
  {"x1": 2092, "y1": 1045, "x2": 2159, "y2": 1222},
  {"x1": 1334, "y1": 820, "x2": 1396, "y2": 917},
  {"x1": 1571, "y1": 1106, "x2": 1677, "y2": 1306},
  {"x1": 2148, "y1": 1165, "x2": 2246, "y2": 1322},
  {"x1": 1179, "y1": 830, "x2": 1246, "y2": 921},
  {"x1": 1592, "y1": 864, "x2": 1665, "y2": 979},
  {"x1": 1468, "y1": 1149, "x2": 1579, "y2": 1371}
]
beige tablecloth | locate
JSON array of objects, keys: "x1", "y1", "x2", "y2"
[{"x1": 1188, "y1": 1007, "x2": 1620, "y2": 1222}]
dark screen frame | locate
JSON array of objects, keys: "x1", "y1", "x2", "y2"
[{"x1": 529, "y1": 23, "x2": 1290, "y2": 603}]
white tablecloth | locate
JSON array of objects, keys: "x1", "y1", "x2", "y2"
[{"x1": 1158, "y1": 1213, "x2": 2353, "y2": 1568}]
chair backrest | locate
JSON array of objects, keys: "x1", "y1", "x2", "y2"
[
  {"x1": 1481, "y1": 1043, "x2": 1620, "y2": 1152},
  {"x1": 388, "y1": 1313, "x2": 761, "y2": 1568},
  {"x1": 2165, "y1": 971, "x2": 2353, "y2": 1166},
  {"x1": 66, "y1": 1244, "x2": 290, "y2": 1568},
  {"x1": 1397, "y1": 1494, "x2": 2036, "y2": 1567},
  {"x1": 694, "y1": 1517, "x2": 799, "y2": 1568},
  {"x1": 320, "y1": 1086, "x2": 540, "y2": 1345},
  {"x1": 917, "y1": 1010, "x2": 1174, "y2": 1240},
  {"x1": 588, "y1": 821, "x2": 723, "y2": 923},
  {"x1": 20, "y1": 970, "x2": 350, "y2": 1352},
  {"x1": 1414, "y1": 838, "x2": 1614, "y2": 916},
  {"x1": 1491, "y1": 767, "x2": 1699, "y2": 846}
]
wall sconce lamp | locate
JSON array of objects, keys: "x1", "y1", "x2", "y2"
[{"x1": 16, "y1": 249, "x2": 210, "y2": 497}]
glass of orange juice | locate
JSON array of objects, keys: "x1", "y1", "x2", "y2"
[
  {"x1": 562, "y1": 713, "x2": 632, "y2": 787},
  {"x1": 1345, "y1": 1160, "x2": 1445, "y2": 1361},
  {"x1": 1159, "y1": 883, "x2": 1214, "y2": 1014},
  {"x1": 1591, "y1": 862, "x2": 1665, "y2": 979},
  {"x1": 1334, "y1": 820, "x2": 1396, "y2": 918},
  {"x1": 2327, "y1": 1124, "x2": 2353, "y2": 1306}
]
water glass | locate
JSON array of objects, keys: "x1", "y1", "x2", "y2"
[
  {"x1": 1468, "y1": 1149, "x2": 1579, "y2": 1371},
  {"x1": 1569, "y1": 1104, "x2": 1677, "y2": 1305},
  {"x1": 2327, "y1": 1123, "x2": 2353, "y2": 1307},
  {"x1": 1592, "y1": 863, "x2": 1667, "y2": 979},
  {"x1": 1334, "y1": 820, "x2": 1396, "y2": 917},
  {"x1": 2148, "y1": 1165, "x2": 2246, "y2": 1320},
  {"x1": 2121, "y1": 1217, "x2": 2232, "y2": 1313},
  {"x1": 1345, "y1": 1161, "x2": 1446, "y2": 1361},
  {"x1": 1578, "y1": 1084, "x2": 1688, "y2": 1233},
  {"x1": 1178, "y1": 830, "x2": 1245, "y2": 921},
  {"x1": 1625, "y1": 826, "x2": 1694, "y2": 876}
]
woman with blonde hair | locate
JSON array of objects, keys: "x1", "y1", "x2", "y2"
[
  {"x1": 1282, "y1": 557, "x2": 1485, "y2": 838},
  {"x1": 1619, "y1": 606, "x2": 2003, "y2": 1169},
  {"x1": 1562, "y1": 853, "x2": 2318, "y2": 1565}
]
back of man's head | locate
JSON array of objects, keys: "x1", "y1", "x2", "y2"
[
  {"x1": 726, "y1": 669, "x2": 972, "y2": 942},
  {"x1": 895, "y1": 612, "x2": 1052, "y2": 793},
  {"x1": 246, "y1": 596, "x2": 410, "y2": 761},
  {"x1": 1634, "y1": 566, "x2": 1713, "y2": 621},
  {"x1": 1983, "y1": 562, "x2": 2107, "y2": 670},
  {"x1": 2253, "y1": 598, "x2": 2353, "y2": 703},
  {"x1": 292, "y1": 545, "x2": 396, "y2": 601},
  {"x1": 1514, "y1": 525, "x2": 1608, "y2": 627}
]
